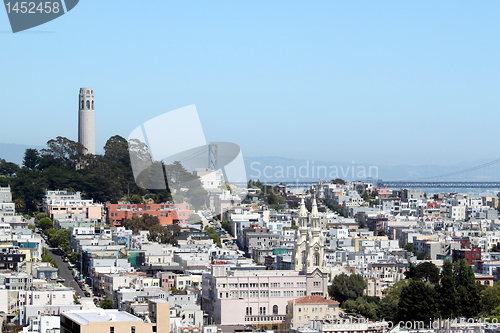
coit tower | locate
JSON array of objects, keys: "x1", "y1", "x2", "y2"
[{"x1": 78, "y1": 88, "x2": 95, "y2": 154}]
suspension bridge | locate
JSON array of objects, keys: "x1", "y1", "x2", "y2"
[{"x1": 254, "y1": 158, "x2": 500, "y2": 189}]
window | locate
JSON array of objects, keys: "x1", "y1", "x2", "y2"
[
  {"x1": 246, "y1": 307, "x2": 252, "y2": 315},
  {"x1": 110, "y1": 328, "x2": 114, "y2": 333},
  {"x1": 131, "y1": 327, "x2": 136, "y2": 333},
  {"x1": 273, "y1": 305, "x2": 278, "y2": 315},
  {"x1": 86, "y1": 100, "x2": 90, "y2": 109},
  {"x1": 259, "y1": 307, "x2": 266, "y2": 315}
]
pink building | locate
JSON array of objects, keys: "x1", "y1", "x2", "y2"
[
  {"x1": 43, "y1": 190, "x2": 103, "y2": 222},
  {"x1": 202, "y1": 265, "x2": 308, "y2": 331}
]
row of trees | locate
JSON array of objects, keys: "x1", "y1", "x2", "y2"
[{"x1": 331, "y1": 260, "x2": 498, "y2": 323}]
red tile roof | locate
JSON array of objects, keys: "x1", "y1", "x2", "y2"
[{"x1": 291, "y1": 296, "x2": 339, "y2": 304}]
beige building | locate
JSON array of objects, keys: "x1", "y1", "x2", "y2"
[
  {"x1": 286, "y1": 295, "x2": 340, "y2": 329},
  {"x1": 61, "y1": 300, "x2": 169, "y2": 333}
]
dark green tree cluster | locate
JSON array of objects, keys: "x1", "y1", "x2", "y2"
[
  {"x1": 329, "y1": 274, "x2": 367, "y2": 303},
  {"x1": 381, "y1": 260, "x2": 482, "y2": 322},
  {"x1": 204, "y1": 226, "x2": 222, "y2": 247},
  {"x1": 37, "y1": 217, "x2": 54, "y2": 231},
  {"x1": 0, "y1": 136, "x2": 206, "y2": 214},
  {"x1": 336, "y1": 260, "x2": 486, "y2": 324},
  {"x1": 122, "y1": 214, "x2": 162, "y2": 234},
  {"x1": 147, "y1": 224, "x2": 181, "y2": 245},
  {"x1": 45, "y1": 228, "x2": 71, "y2": 252},
  {"x1": 0, "y1": 136, "x2": 143, "y2": 213},
  {"x1": 343, "y1": 296, "x2": 379, "y2": 318},
  {"x1": 122, "y1": 214, "x2": 180, "y2": 245},
  {"x1": 404, "y1": 261, "x2": 440, "y2": 283},
  {"x1": 100, "y1": 298, "x2": 113, "y2": 309}
]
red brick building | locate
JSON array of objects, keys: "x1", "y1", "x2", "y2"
[
  {"x1": 452, "y1": 246, "x2": 482, "y2": 266},
  {"x1": 106, "y1": 203, "x2": 193, "y2": 226}
]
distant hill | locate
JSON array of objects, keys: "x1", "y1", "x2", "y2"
[{"x1": 0, "y1": 143, "x2": 46, "y2": 165}]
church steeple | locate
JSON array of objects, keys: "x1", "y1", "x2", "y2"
[{"x1": 310, "y1": 196, "x2": 319, "y2": 218}]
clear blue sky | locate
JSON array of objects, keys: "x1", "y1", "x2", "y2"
[{"x1": 1, "y1": 1, "x2": 499, "y2": 166}]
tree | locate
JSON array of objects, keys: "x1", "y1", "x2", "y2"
[
  {"x1": 104, "y1": 135, "x2": 130, "y2": 166},
  {"x1": 23, "y1": 148, "x2": 40, "y2": 170},
  {"x1": 0, "y1": 159, "x2": 19, "y2": 176},
  {"x1": 482, "y1": 283, "x2": 500, "y2": 315},
  {"x1": 437, "y1": 276, "x2": 459, "y2": 318},
  {"x1": 68, "y1": 251, "x2": 79, "y2": 263},
  {"x1": 40, "y1": 136, "x2": 84, "y2": 168},
  {"x1": 441, "y1": 259, "x2": 453, "y2": 279},
  {"x1": 147, "y1": 224, "x2": 180, "y2": 245},
  {"x1": 396, "y1": 280, "x2": 439, "y2": 322},
  {"x1": 377, "y1": 279, "x2": 411, "y2": 320},
  {"x1": 329, "y1": 274, "x2": 367, "y2": 303},
  {"x1": 100, "y1": 299, "x2": 113, "y2": 309},
  {"x1": 405, "y1": 261, "x2": 440, "y2": 283},
  {"x1": 205, "y1": 226, "x2": 222, "y2": 247},
  {"x1": 128, "y1": 194, "x2": 143, "y2": 204},
  {"x1": 122, "y1": 214, "x2": 160, "y2": 234},
  {"x1": 48, "y1": 229, "x2": 71, "y2": 251},
  {"x1": 343, "y1": 296, "x2": 379, "y2": 319},
  {"x1": 38, "y1": 217, "x2": 53, "y2": 231},
  {"x1": 404, "y1": 243, "x2": 415, "y2": 253},
  {"x1": 456, "y1": 284, "x2": 481, "y2": 318},
  {"x1": 453, "y1": 259, "x2": 476, "y2": 287}
]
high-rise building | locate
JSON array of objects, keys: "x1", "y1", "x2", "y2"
[{"x1": 78, "y1": 88, "x2": 95, "y2": 154}]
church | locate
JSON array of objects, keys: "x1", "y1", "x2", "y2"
[{"x1": 292, "y1": 197, "x2": 329, "y2": 297}]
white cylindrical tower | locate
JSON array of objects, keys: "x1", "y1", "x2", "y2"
[{"x1": 78, "y1": 88, "x2": 95, "y2": 154}]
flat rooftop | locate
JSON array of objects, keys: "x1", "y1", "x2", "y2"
[{"x1": 63, "y1": 310, "x2": 143, "y2": 324}]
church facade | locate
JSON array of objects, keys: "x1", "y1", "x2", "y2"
[{"x1": 292, "y1": 197, "x2": 329, "y2": 297}]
